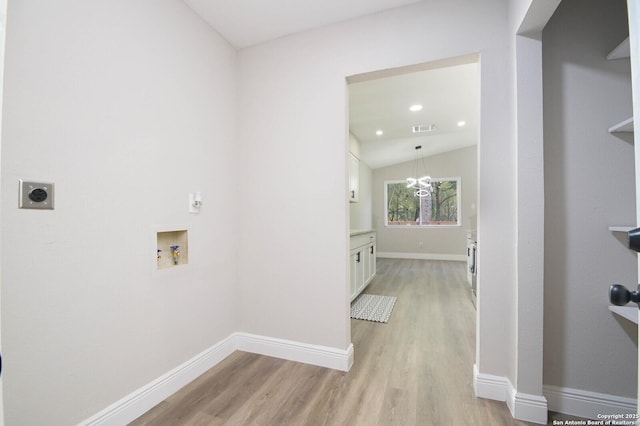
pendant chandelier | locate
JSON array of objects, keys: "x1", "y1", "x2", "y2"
[{"x1": 406, "y1": 145, "x2": 433, "y2": 198}]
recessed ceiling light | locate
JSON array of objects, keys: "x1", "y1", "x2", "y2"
[
  {"x1": 457, "y1": 121, "x2": 466, "y2": 127},
  {"x1": 376, "y1": 130, "x2": 383, "y2": 136},
  {"x1": 409, "y1": 104, "x2": 423, "y2": 112}
]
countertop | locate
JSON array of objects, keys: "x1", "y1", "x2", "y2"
[{"x1": 350, "y1": 229, "x2": 376, "y2": 237}]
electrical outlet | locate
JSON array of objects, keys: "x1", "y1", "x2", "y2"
[{"x1": 19, "y1": 180, "x2": 55, "y2": 210}]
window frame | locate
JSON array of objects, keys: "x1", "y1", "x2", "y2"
[{"x1": 384, "y1": 177, "x2": 462, "y2": 228}]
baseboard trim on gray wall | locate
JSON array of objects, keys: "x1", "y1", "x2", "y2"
[
  {"x1": 474, "y1": 366, "x2": 637, "y2": 423},
  {"x1": 377, "y1": 252, "x2": 466, "y2": 262},
  {"x1": 473, "y1": 364, "x2": 548, "y2": 424},
  {"x1": 544, "y1": 384, "x2": 636, "y2": 420},
  {"x1": 80, "y1": 333, "x2": 353, "y2": 425},
  {"x1": 473, "y1": 364, "x2": 508, "y2": 401},
  {"x1": 508, "y1": 385, "x2": 548, "y2": 424}
]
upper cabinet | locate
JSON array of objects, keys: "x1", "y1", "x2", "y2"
[{"x1": 349, "y1": 152, "x2": 359, "y2": 203}]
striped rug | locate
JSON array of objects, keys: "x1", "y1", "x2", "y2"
[{"x1": 350, "y1": 294, "x2": 397, "y2": 323}]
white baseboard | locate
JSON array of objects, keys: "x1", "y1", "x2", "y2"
[
  {"x1": 80, "y1": 333, "x2": 353, "y2": 425},
  {"x1": 474, "y1": 367, "x2": 638, "y2": 422},
  {"x1": 235, "y1": 332, "x2": 354, "y2": 372},
  {"x1": 80, "y1": 334, "x2": 237, "y2": 426},
  {"x1": 377, "y1": 252, "x2": 466, "y2": 262},
  {"x1": 473, "y1": 364, "x2": 548, "y2": 424},
  {"x1": 544, "y1": 384, "x2": 637, "y2": 420},
  {"x1": 473, "y1": 364, "x2": 509, "y2": 401},
  {"x1": 508, "y1": 384, "x2": 548, "y2": 424}
]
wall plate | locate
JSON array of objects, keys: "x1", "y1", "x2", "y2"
[{"x1": 19, "y1": 180, "x2": 55, "y2": 210}]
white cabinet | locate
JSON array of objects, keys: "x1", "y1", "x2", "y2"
[
  {"x1": 350, "y1": 249, "x2": 364, "y2": 298},
  {"x1": 466, "y1": 233, "x2": 475, "y2": 285},
  {"x1": 350, "y1": 231, "x2": 376, "y2": 301},
  {"x1": 348, "y1": 152, "x2": 359, "y2": 203}
]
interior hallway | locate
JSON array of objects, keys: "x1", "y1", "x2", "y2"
[{"x1": 130, "y1": 259, "x2": 582, "y2": 425}]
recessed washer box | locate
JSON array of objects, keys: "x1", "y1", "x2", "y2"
[
  {"x1": 19, "y1": 180, "x2": 55, "y2": 210},
  {"x1": 157, "y1": 230, "x2": 188, "y2": 270}
]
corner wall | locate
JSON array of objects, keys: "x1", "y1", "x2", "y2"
[
  {"x1": 237, "y1": 0, "x2": 515, "y2": 385},
  {"x1": 0, "y1": 0, "x2": 239, "y2": 424},
  {"x1": 543, "y1": 0, "x2": 637, "y2": 408}
]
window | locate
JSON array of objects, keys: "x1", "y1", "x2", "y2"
[{"x1": 385, "y1": 178, "x2": 460, "y2": 227}]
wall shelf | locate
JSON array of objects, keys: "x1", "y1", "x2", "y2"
[
  {"x1": 608, "y1": 117, "x2": 634, "y2": 133},
  {"x1": 607, "y1": 37, "x2": 630, "y2": 60},
  {"x1": 609, "y1": 305, "x2": 638, "y2": 324},
  {"x1": 608, "y1": 225, "x2": 635, "y2": 232}
]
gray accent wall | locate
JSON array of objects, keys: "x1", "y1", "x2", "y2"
[{"x1": 543, "y1": 0, "x2": 637, "y2": 398}]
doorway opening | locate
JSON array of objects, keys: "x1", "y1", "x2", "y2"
[{"x1": 345, "y1": 53, "x2": 480, "y2": 363}]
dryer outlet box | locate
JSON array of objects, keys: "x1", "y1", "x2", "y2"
[{"x1": 19, "y1": 180, "x2": 55, "y2": 210}]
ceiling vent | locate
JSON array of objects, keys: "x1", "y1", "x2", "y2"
[{"x1": 412, "y1": 124, "x2": 436, "y2": 133}]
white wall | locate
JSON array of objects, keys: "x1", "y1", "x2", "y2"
[
  {"x1": 0, "y1": 0, "x2": 238, "y2": 424},
  {"x1": 508, "y1": 1, "x2": 560, "y2": 420},
  {"x1": 543, "y1": 0, "x2": 637, "y2": 399},
  {"x1": 372, "y1": 146, "x2": 477, "y2": 257},
  {"x1": 237, "y1": 0, "x2": 515, "y2": 380},
  {"x1": 0, "y1": 0, "x2": 557, "y2": 423}
]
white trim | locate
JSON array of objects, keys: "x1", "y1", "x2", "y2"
[
  {"x1": 377, "y1": 251, "x2": 466, "y2": 262},
  {"x1": 235, "y1": 332, "x2": 354, "y2": 372},
  {"x1": 79, "y1": 333, "x2": 353, "y2": 425},
  {"x1": 473, "y1": 364, "x2": 508, "y2": 401},
  {"x1": 79, "y1": 334, "x2": 237, "y2": 426},
  {"x1": 508, "y1": 385, "x2": 548, "y2": 424},
  {"x1": 473, "y1": 365, "x2": 548, "y2": 424},
  {"x1": 473, "y1": 367, "x2": 638, "y2": 423},
  {"x1": 544, "y1": 384, "x2": 637, "y2": 420}
]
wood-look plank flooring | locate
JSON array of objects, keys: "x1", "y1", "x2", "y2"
[{"x1": 131, "y1": 259, "x2": 585, "y2": 426}]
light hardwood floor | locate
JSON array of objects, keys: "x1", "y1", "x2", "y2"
[{"x1": 131, "y1": 259, "x2": 582, "y2": 425}]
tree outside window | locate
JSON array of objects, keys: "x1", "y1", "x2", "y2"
[{"x1": 385, "y1": 178, "x2": 460, "y2": 227}]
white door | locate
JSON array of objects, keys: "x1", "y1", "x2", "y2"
[
  {"x1": 0, "y1": 0, "x2": 7, "y2": 423},
  {"x1": 0, "y1": 0, "x2": 7, "y2": 426},
  {"x1": 628, "y1": 0, "x2": 640, "y2": 410}
]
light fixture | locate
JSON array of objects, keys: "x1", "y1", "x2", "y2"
[
  {"x1": 409, "y1": 104, "x2": 423, "y2": 112},
  {"x1": 457, "y1": 120, "x2": 466, "y2": 127},
  {"x1": 376, "y1": 130, "x2": 383, "y2": 136},
  {"x1": 406, "y1": 145, "x2": 433, "y2": 198},
  {"x1": 189, "y1": 192, "x2": 202, "y2": 213}
]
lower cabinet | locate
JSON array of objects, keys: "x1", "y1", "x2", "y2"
[{"x1": 350, "y1": 231, "x2": 376, "y2": 301}]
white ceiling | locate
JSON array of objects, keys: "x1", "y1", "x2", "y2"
[
  {"x1": 349, "y1": 61, "x2": 480, "y2": 169},
  {"x1": 182, "y1": 0, "x2": 423, "y2": 49},
  {"x1": 181, "y1": 0, "x2": 479, "y2": 170}
]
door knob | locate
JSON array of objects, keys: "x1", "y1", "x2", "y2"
[
  {"x1": 628, "y1": 227, "x2": 640, "y2": 252},
  {"x1": 609, "y1": 284, "x2": 640, "y2": 308}
]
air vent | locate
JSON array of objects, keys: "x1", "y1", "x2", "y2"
[{"x1": 412, "y1": 124, "x2": 436, "y2": 133}]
